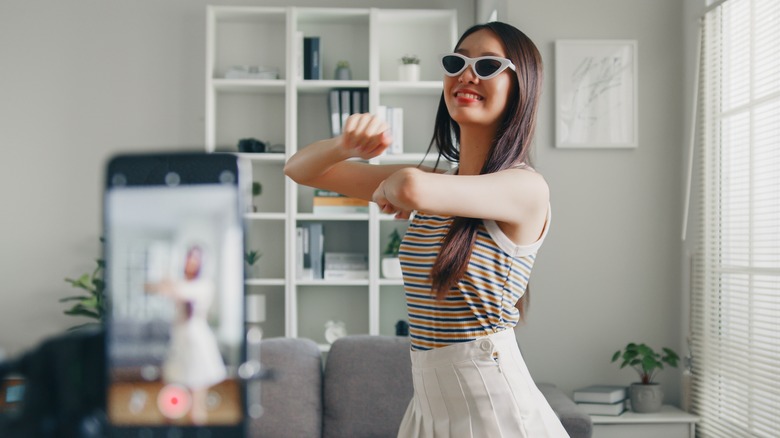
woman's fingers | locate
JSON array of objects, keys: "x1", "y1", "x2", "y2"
[{"x1": 340, "y1": 113, "x2": 391, "y2": 158}]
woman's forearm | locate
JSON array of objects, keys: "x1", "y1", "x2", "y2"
[{"x1": 283, "y1": 137, "x2": 353, "y2": 185}]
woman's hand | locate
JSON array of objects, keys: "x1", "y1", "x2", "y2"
[
  {"x1": 373, "y1": 180, "x2": 412, "y2": 220},
  {"x1": 338, "y1": 113, "x2": 393, "y2": 160}
]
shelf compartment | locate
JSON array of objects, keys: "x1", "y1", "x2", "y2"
[
  {"x1": 246, "y1": 285, "x2": 285, "y2": 339},
  {"x1": 375, "y1": 93, "x2": 440, "y2": 155},
  {"x1": 215, "y1": 92, "x2": 285, "y2": 154},
  {"x1": 295, "y1": 8, "x2": 370, "y2": 82},
  {"x1": 379, "y1": 285, "x2": 408, "y2": 337},
  {"x1": 246, "y1": 220, "x2": 285, "y2": 279},
  {"x1": 374, "y1": 9, "x2": 456, "y2": 82},
  {"x1": 297, "y1": 285, "x2": 369, "y2": 345},
  {"x1": 248, "y1": 161, "x2": 286, "y2": 214},
  {"x1": 210, "y1": 7, "x2": 287, "y2": 80}
]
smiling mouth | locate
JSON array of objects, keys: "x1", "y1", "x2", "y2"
[{"x1": 455, "y1": 92, "x2": 483, "y2": 101}]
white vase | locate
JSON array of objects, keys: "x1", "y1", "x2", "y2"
[
  {"x1": 382, "y1": 257, "x2": 403, "y2": 279},
  {"x1": 398, "y1": 64, "x2": 420, "y2": 82}
]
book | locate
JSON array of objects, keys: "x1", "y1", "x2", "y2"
[
  {"x1": 308, "y1": 223, "x2": 324, "y2": 279},
  {"x1": 577, "y1": 400, "x2": 627, "y2": 416},
  {"x1": 313, "y1": 190, "x2": 369, "y2": 214},
  {"x1": 328, "y1": 89, "x2": 341, "y2": 137},
  {"x1": 573, "y1": 385, "x2": 628, "y2": 404},
  {"x1": 339, "y1": 89, "x2": 351, "y2": 131},
  {"x1": 303, "y1": 36, "x2": 321, "y2": 80},
  {"x1": 375, "y1": 105, "x2": 403, "y2": 155}
]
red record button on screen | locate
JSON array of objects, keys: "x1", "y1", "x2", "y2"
[{"x1": 157, "y1": 384, "x2": 192, "y2": 419}]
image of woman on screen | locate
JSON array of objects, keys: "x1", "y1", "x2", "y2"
[{"x1": 145, "y1": 244, "x2": 226, "y2": 425}]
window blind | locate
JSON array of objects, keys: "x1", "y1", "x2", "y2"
[{"x1": 691, "y1": 0, "x2": 780, "y2": 436}]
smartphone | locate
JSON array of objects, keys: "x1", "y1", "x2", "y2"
[{"x1": 104, "y1": 153, "x2": 249, "y2": 437}]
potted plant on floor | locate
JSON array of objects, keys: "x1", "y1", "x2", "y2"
[
  {"x1": 612, "y1": 343, "x2": 680, "y2": 413},
  {"x1": 381, "y1": 229, "x2": 403, "y2": 279}
]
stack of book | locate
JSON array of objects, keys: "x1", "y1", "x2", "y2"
[
  {"x1": 324, "y1": 252, "x2": 368, "y2": 280},
  {"x1": 313, "y1": 189, "x2": 368, "y2": 214},
  {"x1": 572, "y1": 385, "x2": 628, "y2": 416}
]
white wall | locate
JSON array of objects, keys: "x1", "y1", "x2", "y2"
[
  {"x1": 507, "y1": 0, "x2": 687, "y2": 404},
  {"x1": 0, "y1": 0, "x2": 691, "y2": 405}
]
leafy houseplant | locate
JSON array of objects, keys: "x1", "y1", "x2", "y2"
[
  {"x1": 61, "y1": 258, "x2": 105, "y2": 329},
  {"x1": 399, "y1": 55, "x2": 420, "y2": 82},
  {"x1": 245, "y1": 250, "x2": 262, "y2": 278},
  {"x1": 381, "y1": 229, "x2": 403, "y2": 279},
  {"x1": 252, "y1": 182, "x2": 262, "y2": 212},
  {"x1": 400, "y1": 55, "x2": 420, "y2": 65},
  {"x1": 612, "y1": 343, "x2": 680, "y2": 412}
]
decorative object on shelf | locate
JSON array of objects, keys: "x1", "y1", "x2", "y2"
[
  {"x1": 252, "y1": 182, "x2": 262, "y2": 212},
  {"x1": 395, "y1": 320, "x2": 409, "y2": 337},
  {"x1": 246, "y1": 294, "x2": 266, "y2": 325},
  {"x1": 611, "y1": 343, "x2": 680, "y2": 413},
  {"x1": 324, "y1": 320, "x2": 347, "y2": 344},
  {"x1": 323, "y1": 252, "x2": 368, "y2": 280},
  {"x1": 381, "y1": 229, "x2": 403, "y2": 279},
  {"x1": 61, "y1": 239, "x2": 105, "y2": 329},
  {"x1": 312, "y1": 189, "x2": 368, "y2": 214},
  {"x1": 399, "y1": 54, "x2": 421, "y2": 82},
  {"x1": 225, "y1": 65, "x2": 279, "y2": 80},
  {"x1": 555, "y1": 40, "x2": 638, "y2": 148},
  {"x1": 237, "y1": 137, "x2": 266, "y2": 153},
  {"x1": 245, "y1": 250, "x2": 262, "y2": 278},
  {"x1": 334, "y1": 60, "x2": 352, "y2": 80}
]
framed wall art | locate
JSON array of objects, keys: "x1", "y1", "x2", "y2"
[{"x1": 555, "y1": 40, "x2": 638, "y2": 148}]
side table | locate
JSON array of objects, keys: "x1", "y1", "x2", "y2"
[{"x1": 590, "y1": 405, "x2": 699, "y2": 438}]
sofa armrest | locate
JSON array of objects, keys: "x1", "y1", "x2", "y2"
[
  {"x1": 537, "y1": 383, "x2": 592, "y2": 438},
  {"x1": 251, "y1": 337, "x2": 323, "y2": 438}
]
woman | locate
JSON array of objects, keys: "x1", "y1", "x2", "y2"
[
  {"x1": 285, "y1": 22, "x2": 567, "y2": 438},
  {"x1": 146, "y1": 245, "x2": 226, "y2": 425}
]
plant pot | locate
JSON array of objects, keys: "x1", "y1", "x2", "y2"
[
  {"x1": 629, "y1": 382, "x2": 664, "y2": 413},
  {"x1": 398, "y1": 64, "x2": 420, "y2": 82},
  {"x1": 382, "y1": 257, "x2": 402, "y2": 279},
  {"x1": 335, "y1": 66, "x2": 351, "y2": 80}
]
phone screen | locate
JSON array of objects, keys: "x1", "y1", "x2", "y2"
[{"x1": 104, "y1": 154, "x2": 246, "y2": 433}]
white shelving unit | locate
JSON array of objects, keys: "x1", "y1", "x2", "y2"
[{"x1": 206, "y1": 6, "x2": 457, "y2": 350}]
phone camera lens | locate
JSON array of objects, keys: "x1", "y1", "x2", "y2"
[
  {"x1": 112, "y1": 174, "x2": 127, "y2": 187},
  {"x1": 165, "y1": 172, "x2": 180, "y2": 186},
  {"x1": 219, "y1": 170, "x2": 235, "y2": 184}
]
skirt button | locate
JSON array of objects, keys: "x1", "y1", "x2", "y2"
[{"x1": 480, "y1": 341, "x2": 492, "y2": 351}]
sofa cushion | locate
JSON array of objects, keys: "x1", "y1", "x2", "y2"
[
  {"x1": 323, "y1": 335, "x2": 413, "y2": 438},
  {"x1": 537, "y1": 383, "x2": 593, "y2": 438},
  {"x1": 251, "y1": 337, "x2": 323, "y2": 438}
]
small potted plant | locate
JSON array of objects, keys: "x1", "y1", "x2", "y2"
[
  {"x1": 399, "y1": 54, "x2": 420, "y2": 82},
  {"x1": 612, "y1": 343, "x2": 680, "y2": 413},
  {"x1": 381, "y1": 229, "x2": 403, "y2": 279},
  {"x1": 252, "y1": 182, "x2": 262, "y2": 212},
  {"x1": 245, "y1": 250, "x2": 262, "y2": 278},
  {"x1": 334, "y1": 60, "x2": 352, "y2": 80}
]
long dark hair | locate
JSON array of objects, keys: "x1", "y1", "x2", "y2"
[{"x1": 426, "y1": 22, "x2": 543, "y2": 319}]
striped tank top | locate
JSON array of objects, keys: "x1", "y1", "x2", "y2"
[{"x1": 400, "y1": 208, "x2": 551, "y2": 351}]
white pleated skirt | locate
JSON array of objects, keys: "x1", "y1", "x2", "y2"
[{"x1": 397, "y1": 329, "x2": 570, "y2": 438}]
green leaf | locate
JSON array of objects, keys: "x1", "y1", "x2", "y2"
[
  {"x1": 64, "y1": 307, "x2": 100, "y2": 319},
  {"x1": 611, "y1": 351, "x2": 621, "y2": 362},
  {"x1": 59, "y1": 296, "x2": 88, "y2": 303}
]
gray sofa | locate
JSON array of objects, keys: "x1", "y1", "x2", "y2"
[{"x1": 252, "y1": 335, "x2": 592, "y2": 438}]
